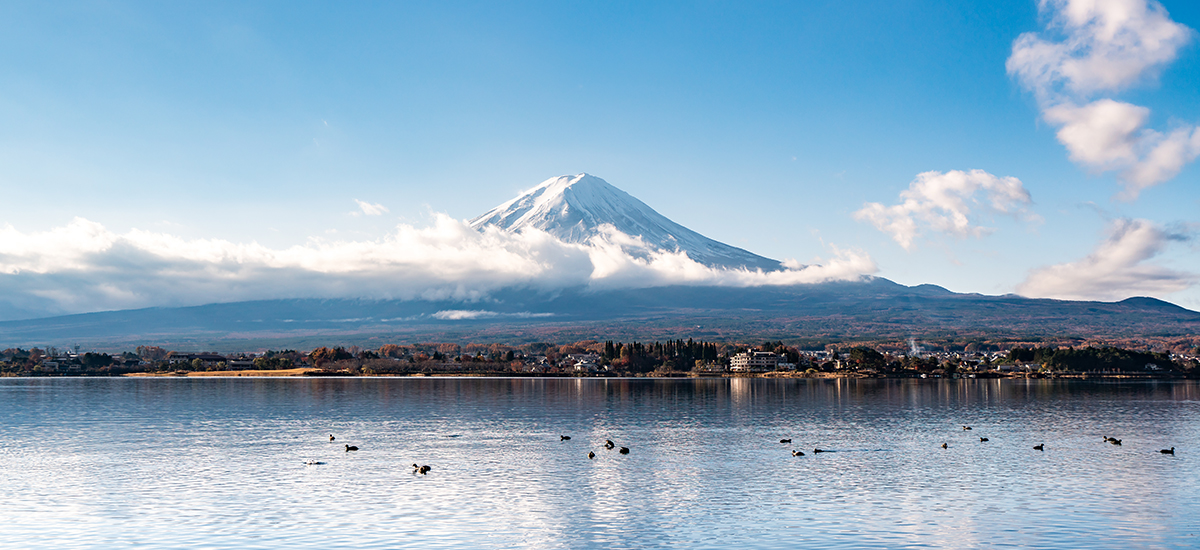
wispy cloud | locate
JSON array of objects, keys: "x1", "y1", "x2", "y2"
[
  {"x1": 431, "y1": 310, "x2": 555, "y2": 320},
  {"x1": 853, "y1": 170, "x2": 1035, "y2": 250},
  {"x1": 352, "y1": 199, "x2": 390, "y2": 217},
  {"x1": 0, "y1": 217, "x2": 877, "y2": 317},
  {"x1": 1017, "y1": 218, "x2": 1194, "y2": 301},
  {"x1": 1007, "y1": 0, "x2": 1197, "y2": 199}
]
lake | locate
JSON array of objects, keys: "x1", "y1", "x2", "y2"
[{"x1": 1, "y1": 377, "x2": 1197, "y2": 549}]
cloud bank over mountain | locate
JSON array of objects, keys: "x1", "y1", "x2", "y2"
[
  {"x1": 0, "y1": 187, "x2": 876, "y2": 318},
  {"x1": 1018, "y1": 218, "x2": 1195, "y2": 300}
]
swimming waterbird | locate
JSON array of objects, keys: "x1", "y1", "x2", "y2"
[
  {"x1": 792, "y1": 450, "x2": 805, "y2": 457},
  {"x1": 560, "y1": 435, "x2": 571, "y2": 441},
  {"x1": 1033, "y1": 444, "x2": 1044, "y2": 451},
  {"x1": 979, "y1": 437, "x2": 989, "y2": 442},
  {"x1": 329, "y1": 434, "x2": 335, "y2": 441},
  {"x1": 780, "y1": 439, "x2": 792, "y2": 444},
  {"x1": 604, "y1": 440, "x2": 615, "y2": 450},
  {"x1": 1161, "y1": 447, "x2": 1175, "y2": 455},
  {"x1": 618, "y1": 447, "x2": 630, "y2": 455},
  {"x1": 588, "y1": 451, "x2": 595, "y2": 459},
  {"x1": 345, "y1": 445, "x2": 359, "y2": 452}
]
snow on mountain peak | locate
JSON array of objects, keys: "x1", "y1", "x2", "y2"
[{"x1": 470, "y1": 174, "x2": 782, "y2": 271}]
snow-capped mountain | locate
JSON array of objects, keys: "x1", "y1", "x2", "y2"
[{"x1": 469, "y1": 173, "x2": 782, "y2": 271}]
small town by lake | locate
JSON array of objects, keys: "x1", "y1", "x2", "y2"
[{"x1": 1, "y1": 376, "x2": 1196, "y2": 549}]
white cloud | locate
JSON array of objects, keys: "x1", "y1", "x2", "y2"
[
  {"x1": 431, "y1": 310, "x2": 554, "y2": 320},
  {"x1": 1043, "y1": 99, "x2": 1148, "y2": 169},
  {"x1": 1007, "y1": 0, "x2": 1191, "y2": 98},
  {"x1": 1042, "y1": 99, "x2": 1200, "y2": 199},
  {"x1": 1007, "y1": 0, "x2": 1198, "y2": 198},
  {"x1": 0, "y1": 216, "x2": 877, "y2": 316},
  {"x1": 353, "y1": 199, "x2": 389, "y2": 216},
  {"x1": 1120, "y1": 125, "x2": 1200, "y2": 198},
  {"x1": 1017, "y1": 218, "x2": 1194, "y2": 301},
  {"x1": 853, "y1": 170, "x2": 1035, "y2": 250}
]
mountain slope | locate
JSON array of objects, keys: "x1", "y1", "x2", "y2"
[
  {"x1": 470, "y1": 173, "x2": 782, "y2": 271},
  {"x1": 2, "y1": 282, "x2": 1197, "y2": 349}
]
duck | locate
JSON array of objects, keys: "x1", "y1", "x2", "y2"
[
  {"x1": 979, "y1": 437, "x2": 989, "y2": 442},
  {"x1": 588, "y1": 451, "x2": 595, "y2": 459},
  {"x1": 604, "y1": 440, "x2": 615, "y2": 450},
  {"x1": 329, "y1": 434, "x2": 336, "y2": 441},
  {"x1": 1103, "y1": 436, "x2": 1115, "y2": 443},
  {"x1": 792, "y1": 450, "x2": 805, "y2": 457},
  {"x1": 813, "y1": 448, "x2": 827, "y2": 453},
  {"x1": 618, "y1": 447, "x2": 630, "y2": 455},
  {"x1": 560, "y1": 435, "x2": 571, "y2": 441},
  {"x1": 1033, "y1": 444, "x2": 1044, "y2": 451},
  {"x1": 345, "y1": 444, "x2": 359, "y2": 452},
  {"x1": 411, "y1": 463, "x2": 431, "y2": 474},
  {"x1": 1109, "y1": 438, "x2": 1122, "y2": 446},
  {"x1": 304, "y1": 460, "x2": 325, "y2": 465},
  {"x1": 941, "y1": 443, "x2": 948, "y2": 449},
  {"x1": 1161, "y1": 447, "x2": 1175, "y2": 455},
  {"x1": 962, "y1": 426, "x2": 972, "y2": 431},
  {"x1": 780, "y1": 438, "x2": 792, "y2": 444}
]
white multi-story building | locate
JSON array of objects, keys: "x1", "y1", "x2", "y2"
[{"x1": 730, "y1": 351, "x2": 779, "y2": 372}]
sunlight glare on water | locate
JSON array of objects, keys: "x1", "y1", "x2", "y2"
[{"x1": 1, "y1": 377, "x2": 1198, "y2": 549}]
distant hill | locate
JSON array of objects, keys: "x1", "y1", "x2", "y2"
[{"x1": 1, "y1": 280, "x2": 1196, "y2": 350}]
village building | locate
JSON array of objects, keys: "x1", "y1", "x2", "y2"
[{"x1": 730, "y1": 351, "x2": 779, "y2": 372}]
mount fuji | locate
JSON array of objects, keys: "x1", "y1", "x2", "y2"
[
  {"x1": 470, "y1": 173, "x2": 782, "y2": 271},
  {"x1": 1, "y1": 173, "x2": 1197, "y2": 348}
]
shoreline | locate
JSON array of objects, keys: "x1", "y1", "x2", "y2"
[{"x1": 89, "y1": 369, "x2": 1199, "y2": 380}]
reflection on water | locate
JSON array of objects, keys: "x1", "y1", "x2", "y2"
[{"x1": 1, "y1": 378, "x2": 1197, "y2": 549}]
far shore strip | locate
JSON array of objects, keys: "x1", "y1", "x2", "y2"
[{"x1": 125, "y1": 368, "x2": 320, "y2": 377}]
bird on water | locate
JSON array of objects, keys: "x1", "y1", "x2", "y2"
[
  {"x1": 588, "y1": 451, "x2": 595, "y2": 459},
  {"x1": 962, "y1": 426, "x2": 972, "y2": 431},
  {"x1": 329, "y1": 434, "x2": 335, "y2": 441},
  {"x1": 941, "y1": 443, "x2": 948, "y2": 449},
  {"x1": 780, "y1": 439, "x2": 792, "y2": 444},
  {"x1": 345, "y1": 444, "x2": 359, "y2": 452},
  {"x1": 813, "y1": 448, "x2": 827, "y2": 453},
  {"x1": 792, "y1": 450, "x2": 805, "y2": 457},
  {"x1": 979, "y1": 437, "x2": 989, "y2": 442},
  {"x1": 604, "y1": 440, "x2": 615, "y2": 450},
  {"x1": 411, "y1": 464, "x2": 431, "y2": 474},
  {"x1": 618, "y1": 447, "x2": 630, "y2": 455},
  {"x1": 560, "y1": 435, "x2": 571, "y2": 441},
  {"x1": 1108, "y1": 438, "x2": 1122, "y2": 446},
  {"x1": 1161, "y1": 447, "x2": 1175, "y2": 455},
  {"x1": 1033, "y1": 444, "x2": 1044, "y2": 451}
]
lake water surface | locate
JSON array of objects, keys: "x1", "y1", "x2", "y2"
[{"x1": 1, "y1": 377, "x2": 1197, "y2": 549}]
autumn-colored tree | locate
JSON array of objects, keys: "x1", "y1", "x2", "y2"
[
  {"x1": 136, "y1": 346, "x2": 168, "y2": 361},
  {"x1": 308, "y1": 347, "x2": 353, "y2": 367}
]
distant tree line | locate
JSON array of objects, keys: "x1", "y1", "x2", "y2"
[{"x1": 1006, "y1": 346, "x2": 1180, "y2": 373}]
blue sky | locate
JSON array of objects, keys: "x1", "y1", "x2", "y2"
[{"x1": 0, "y1": 0, "x2": 1198, "y2": 317}]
